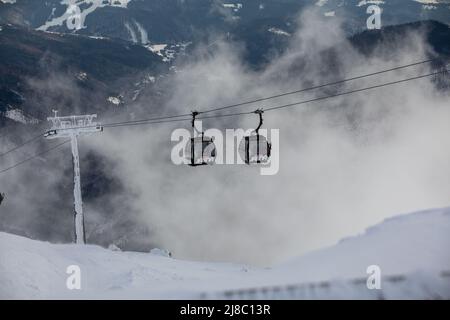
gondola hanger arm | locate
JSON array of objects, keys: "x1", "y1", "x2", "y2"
[
  {"x1": 191, "y1": 110, "x2": 202, "y2": 135},
  {"x1": 254, "y1": 109, "x2": 264, "y2": 134}
]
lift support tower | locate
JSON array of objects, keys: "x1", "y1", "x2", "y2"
[{"x1": 45, "y1": 111, "x2": 103, "y2": 244}]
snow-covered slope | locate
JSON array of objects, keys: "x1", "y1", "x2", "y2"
[
  {"x1": 1, "y1": 207, "x2": 449, "y2": 299},
  {"x1": 276, "y1": 207, "x2": 450, "y2": 282},
  {"x1": 37, "y1": 0, "x2": 132, "y2": 32}
]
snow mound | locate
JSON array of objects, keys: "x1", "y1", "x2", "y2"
[
  {"x1": 0, "y1": 207, "x2": 449, "y2": 299},
  {"x1": 276, "y1": 207, "x2": 450, "y2": 283}
]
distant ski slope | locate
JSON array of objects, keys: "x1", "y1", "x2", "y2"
[
  {"x1": 0, "y1": 207, "x2": 449, "y2": 299},
  {"x1": 37, "y1": 0, "x2": 132, "y2": 32}
]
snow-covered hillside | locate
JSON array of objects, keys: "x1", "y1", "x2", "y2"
[
  {"x1": 2, "y1": 0, "x2": 450, "y2": 45},
  {"x1": 1, "y1": 207, "x2": 449, "y2": 299},
  {"x1": 37, "y1": 0, "x2": 132, "y2": 32}
]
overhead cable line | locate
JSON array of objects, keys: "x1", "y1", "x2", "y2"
[
  {"x1": 264, "y1": 68, "x2": 448, "y2": 112},
  {"x1": 195, "y1": 58, "x2": 439, "y2": 115},
  {"x1": 0, "y1": 132, "x2": 45, "y2": 158},
  {"x1": 0, "y1": 65, "x2": 447, "y2": 174},
  {"x1": 0, "y1": 140, "x2": 70, "y2": 175},
  {"x1": 42, "y1": 67, "x2": 450, "y2": 133},
  {"x1": 37, "y1": 58, "x2": 443, "y2": 133}
]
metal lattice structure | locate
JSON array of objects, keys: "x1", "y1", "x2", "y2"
[{"x1": 45, "y1": 110, "x2": 103, "y2": 244}]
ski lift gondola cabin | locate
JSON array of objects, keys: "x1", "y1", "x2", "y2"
[
  {"x1": 239, "y1": 109, "x2": 271, "y2": 165},
  {"x1": 186, "y1": 111, "x2": 216, "y2": 166}
]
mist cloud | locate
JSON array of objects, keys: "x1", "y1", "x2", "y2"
[
  {"x1": 80, "y1": 9, "x2": 450, "y2": 265},
  {"x1": 2, "y1": 9, "x2": 449, "y2": 266}
]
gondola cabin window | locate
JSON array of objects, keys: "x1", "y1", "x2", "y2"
[
  {"x1": 239, "y1": 134, "x2": 271, "y2": 165},
  {"x1": 185, "y1": 136, "x2": 216, "y2": 166}
]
